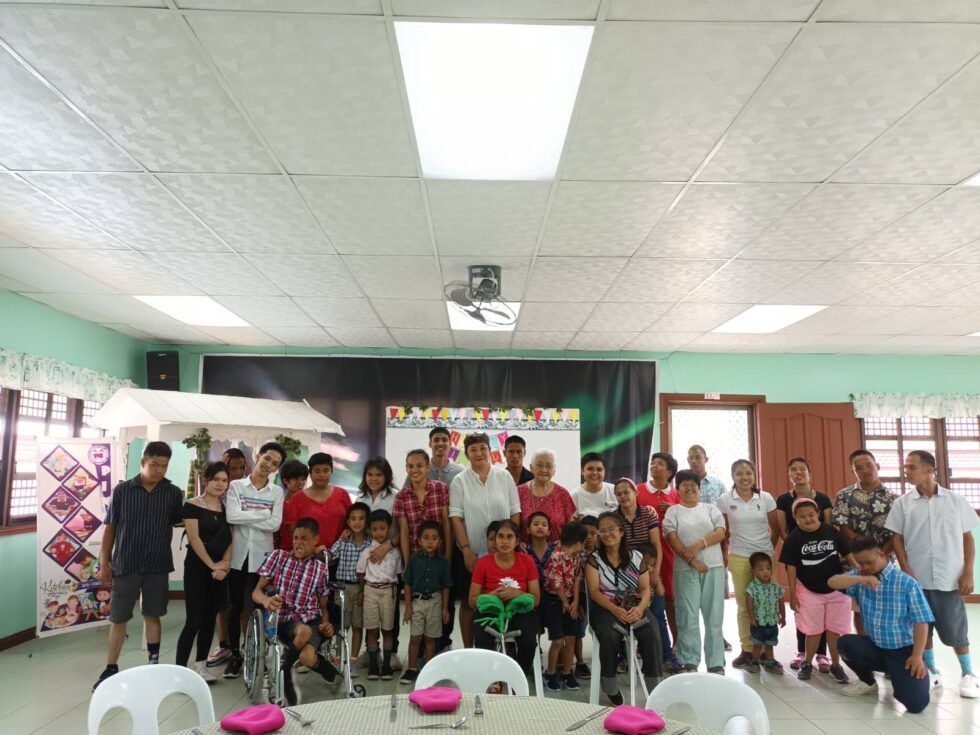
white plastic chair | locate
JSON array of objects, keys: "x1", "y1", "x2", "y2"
[
  {"x1": 88, "y1": 664, "x2": 215, "y2": 735},
  {"x1": 415, "y1": 649, "x2": 530, "y2": 696},
  {"x1": 645, "y1": 672, "x2": 769, "y2": 735}
]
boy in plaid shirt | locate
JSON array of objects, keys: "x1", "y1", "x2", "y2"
[
  {"x1": 542, "y1": 521, "x2": 587, "y2": 692},
  {"x1": 253, "y1": 517, "x2": 339, "y2": 705},
  {"x1": 329, "y1": 502, "x2": 371, "y2": 676}
]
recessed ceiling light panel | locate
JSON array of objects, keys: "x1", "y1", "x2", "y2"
[
  {"x1": 713, "y1": 304, "x2": 827, "y2": 334},
  {"x1": 134, "y1": 295, "x2": 249, "y2": 327}
]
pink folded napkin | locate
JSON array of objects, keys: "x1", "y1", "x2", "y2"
[
  {"x1": 602, "y1": 705, "x2": 666, "y2": 735},
  {"x1": 218, "y1": 704, "x2": 286, "y2": 735},
  {"x1": 408, "y1": 686, "x2": 464, "y2": 713}
]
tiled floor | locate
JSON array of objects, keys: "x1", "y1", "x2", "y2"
[{"x1": 2, "y1": 600, "x2": 977, "y2": 734}]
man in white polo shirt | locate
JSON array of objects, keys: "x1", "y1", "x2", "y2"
[
  {"x1": 449, "y1": 433, "x2": 521, "y2": 647},
  {"x1": 886, "y1": 449, "x2": 978, "y2": 699}
]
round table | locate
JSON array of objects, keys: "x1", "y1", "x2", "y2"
[{"x1": 170, "y1": 694, "x2": 717, "y2": 734}]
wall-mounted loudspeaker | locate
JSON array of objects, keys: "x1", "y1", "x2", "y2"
[{"x1": 147, "y1": 351, "x2": 179, "y2": 391}]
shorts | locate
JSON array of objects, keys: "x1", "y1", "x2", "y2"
[
  {"x1": 109, "y1": 572, "x2": 169, "y2": 623},
  {"x1": 540, "y1": 592, "x2": 580, "y2": 641},
  {"x1": 277, "y1": 617, "x2": 323, "y2": 654},
  {"x1": 794, "y1": 583, "x2": 851, "y2": 636},
  {"x1": 750, "y1": 624, "x2": 779, "y2": 647},
  {"x1": 923, "y1": 588, "x2": 969, "y2": 648},
  {"x1": 452, "y1": 545, "x2": 472, "y2": 600},
  {"x1": 363, "y1": 583, "x2": 397, "y2": 631},
  {"x1": 341, "y1": 581, "x2": 364, "y2": 629},
  {"x1": 410, "y1": 594, "x2": 444, "y2": 639}
]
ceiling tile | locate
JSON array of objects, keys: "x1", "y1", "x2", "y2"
[
  {"x1": 905, "y1": 335, "x2": 980, "y2": 355},
  {"x1": 835, "y1": 188, "x2": 980, "y2": 263},
  {"x1": 0, "y1": 248, "x2": 119, "y2": 294},
  {"x1": 0, "y1": 233, "x2": 28, "y2": 248},
  {"x1": 160, "y1": 174, "x2": 333, "y2": 254},
  {"x1": 294, "y1": 297, "x2": 383, "y2": 328},
  {"x1": 146, "y1": 251, "x2": 280, "y2": 295},
  {"x1": 814, "y1": 0, "x2": 980, "y2": 22},
  {"x1": 0, "y1": 51, "x2": 136, "y2": 172},
  {"x1": 608, "y1": 0, "x2": 819, "y2": 20},
  {"x1": 904, "y1": 309, "x2": 980, "y2": 337},
  {"x1": 0, "y1": 273, "x2": 34, "y2": 292},
  {"x1": 427, "y1": 181, "x2": 550, "y2": 257},
  {"x1": 371, "y1": 299, "x2": 450, "y2": 330},
  {"x1": 608, "y1": 258, "x2": 726, "y2": 302},
  {"x1": 648, "y1": 303, "x2": 749, "y2": 332},
  {"x1": 392, "y1": 0, "x2": 599, "y2": 19},
  {"x1": 567, "y1": 332, "x2": 642, "y2": 351},
  {"x1": 843, "y1": 334, "x2": 960, "y2": 354},
  {"x1": 779, "y1": 305, "x2": 896, "y2": 334},
  {"x1": 785, "y1": 334, "x2": 884, "y2": 353},
  {"x1": 581, "y1": 302, "x2": 673, "y2": 332},
  {"x1": 701, "y1": 24, "x2": 980, "y2": 182},
  {"x1": 25, "y1": 173, "x2": 229, "y2": 252},
  {"x1": 742, "y1": 184, "x2": 942, "y2": 260},
  {"x1": 343, "y1": 255, "x2": 444, "y2": 299},
  {"x1": 26, "y1": 293, "x2": 180, "y2": 324},
  {"x1": 860, "y1": 305, "x2": 976, "y2": 335},
  {"x1": 540, "y1": 182, "x2": 680, "y2": 257},
  {"x1": 197, "y1": 326, "x2": 282, "y2": 346},
  {"x1": 440, "y1": 256, "x2": 530, "y2": 302},
  {"x1": 99, "y1": 323, "x2": 158, "y2": 341},
  {"x1": 295, "y1": 177, "x2": 431, "y2": 256},
  {"x1": 624, "y1": 332, "x2": 701, "y2": 351},
  {"x1": 515, "y1": 302, "x2": 596, "y2": 332},
  {"x1": 0, "y1": 174, "x2": 127, "y2": 250},
  {"x1": 738, "y1": 333, "x2": 837, "y2": 351},
  {"x1": 328, "y1": 326, "x2": 395, "y2": 348},
  {"x1": 0, "y1": 7, "x2": 275, "y2": 173},
  {"x1": 244, "y1": 253, "x2": 363, "y2": 297},
  {"x1": 563, "y1": 23, "x2": 798, "y2": 180},
  {"x1": 43, "y1": 249, "x2": 200, "y2": 296},
  {"x1": 939, "y1": 238, "x2": 980, "y2": 264},
  {"x1": 451, "y1": 331, "x2": 514, "y2": 350},
  {"x1": 685, "y1": 258, "x2": 822, "y2": 303},
  {"x1": 763, "y1": 261, "x2": 916, "y2": 306},
  {"x1": 638, "y1": 183, "x2": 813, "y2": 259},
  {"x1": 177, "y1": 0, "x2": 381, "y2": 11},
  {"x1": 271, "y1": 326, "x2": 340, "y2": 347},
  {"x1": 683, "y1": 332, "x2": 765, "y2": 351},
  {"x1": 511, "y1": 331, "x2": 575, "y2": 350},
  {"x1": 525, "y1": 257, "x2": 626, "y2": 301},
  {"x1": 132, "y1": 324, "x2": 215, "y2": 344},
  {"x1": 213, "y1": 295, "x2": 316, "y2": 327},
  {"x1": 389, "y1": 328, "x2": 454, "y2": 349},
  {"x1": 188, "y1": 13, "x2": 416, "y2": 176}
]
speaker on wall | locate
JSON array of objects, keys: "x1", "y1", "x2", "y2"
[{"x1": 147, "y1": 351, "x2": 180, "y2": 391}]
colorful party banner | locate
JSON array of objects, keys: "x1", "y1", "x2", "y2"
[{"x1": 36, "y1": 438, "x2": 116, "y2": 637}]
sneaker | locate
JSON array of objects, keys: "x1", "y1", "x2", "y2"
[
  {"x1": 562, "y1": 673, "x2": 581, "y2": 691},
  {"x1": 223, "y1": 654, "x2": 243, "y2": 679},
  {"x1": 662, "y1": 658, "x2": 681, "y2": 674},
  {"x1": 816, "y1": 654, "x2": 832, "y2": 674},
  {"x1": 607, "y1": 691, "x2": 624, "y2": 706},
  {"x1": 682, "y1": 663, "x2": 698, "y2": 673},
  {"x1": 841, "y1": 680, "x2": 878, "y2": 697},
  {"x1": 206, "y1": 646, "x2": 232, "y2": 667},
  {"x1": 281, "y1": 662, "x2": 302, "y2": 706},
  {"x1": 616, "y1": 654, "x2": 626, "y2": 674},
  {"x1": 828, "y1": 664, "x2": 849, "y2": 684},
  {"x1": 731, "y1": 651, "x2": 753, "y2": 669},
  {"x1": 193, "y1": 661, "x2": 218, "y2": 683},
  {"x1": 400, "y1": 668, "x2": 419, "y2": 685},
  {"x1": 708, "y1": 666, "x2": 725, "y2": 675},
  {"x1": 574, "y1": 662, "x2": 591, "y2": 679},
  {"x1": 545, "y1": 672, "x2": 562, "y2": 692},
  {"x1": 367, "y1": 666, "x2": 380, "y2": 681},
  {"x1": 959, "y1": 673, "x2": 979, "y2": 699},
  {"x1": 92, "y1": 666, "x2": 118, "y2": 691},
  {"x1": 745, "y1": 658, "x2": 760, "y2": 674},
  {"x1": 723, "y1": 639, "x2": 733, "y2": 652},
  {"x1": 381, "y1": 663, "x2": 394, "y2": 681},
  {"x1": 148, "y1": 652, "x2": 159, "y2": 665},
  {"x1": 390, "y1": 653, "x2": 404, "y2": 672},
  {"x1": 349, "y1": 661, "x2": 360, "y2": 678},
  {"x1": 789, "y1": 651, "x2": 805, "y2": 670},
  {"x1": 930, "y1": 672, "x2": 943, "y2": 690},
  {"x1": 764, "y1": 659, "x2": 784, "y2": 675},
  {"x1": 797, "y1": 662, "x2": 813, "y2": 681}
]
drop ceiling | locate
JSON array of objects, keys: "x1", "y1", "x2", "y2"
[{"x1": 1, "y1": 0, "x2": 980, "y2": 355}]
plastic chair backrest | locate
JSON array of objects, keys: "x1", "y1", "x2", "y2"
[
  {"x1": 87, "y1": 664, "x2": 215, "y2": 735},
  {"x1": 644, "y1": 673, "x2": 769, "y2": 735},
  {"x1": 414, "y1": 649, "x2": 530, "y2": 696}
]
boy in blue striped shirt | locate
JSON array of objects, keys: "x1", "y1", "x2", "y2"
[{"x1": 829, "y1": 535, "x2": 934, "y2": 714}]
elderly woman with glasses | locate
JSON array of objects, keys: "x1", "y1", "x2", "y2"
[{"x1": 516, "y1": 448, "x2": 575, "y2": 544}]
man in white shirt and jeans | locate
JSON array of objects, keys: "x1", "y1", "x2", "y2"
[
  {"x1": 449, "y1": 433, "x2": 521, "y2": 647},
  {"x1": 223, "y1": 441, "x2": 286, "y2": 678},
  {"x1": 886, "y1": 449, "x2": 978, "y2": 699}
]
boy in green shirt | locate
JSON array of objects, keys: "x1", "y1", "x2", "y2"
[{"x1": 400, "y1": 520, "x2": 452, "y2": 684}]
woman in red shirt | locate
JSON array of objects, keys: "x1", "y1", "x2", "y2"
[
  {"x1": 636, "y1": 452, "x2": 681, "y2": 647},
  {"x1": 469, "y1": 520, "x2": 541, "y2": 673},
  {"x1": 517, "y1": 449, "x2": 575, "y2": 544},
  {"x1": 281, "y1": 453, "x2": 351, "y2": 551}
]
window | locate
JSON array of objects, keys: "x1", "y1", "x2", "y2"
[
  {"x1": 862, "y1": 417, "x2": 939, "y2": 495},
  {"x1": 0, "y1": 389, "x2": 99, "y2": 528},
  {"x1": 945, "y1": 417, "x2": 980, "y2": 509}
]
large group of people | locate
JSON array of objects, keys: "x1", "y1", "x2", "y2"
[{"x1": 91, "y1": 429, "x2": 978, "y2": 716}]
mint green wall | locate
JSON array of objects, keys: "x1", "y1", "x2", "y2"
[{"x1": 0, "y1": 289, "x2": 148, "y2": 639}]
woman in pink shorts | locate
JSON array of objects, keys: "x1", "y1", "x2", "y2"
[{"x1": 780, "y1": 497, "x2": 856, "y2": 684}]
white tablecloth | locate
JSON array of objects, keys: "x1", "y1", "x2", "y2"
[{"x1": 170, "y1": 694, "x2": 718, "y2": 734}]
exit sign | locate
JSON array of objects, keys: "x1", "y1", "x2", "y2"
[{"x1": 704, "y1": 392, "x2": 721, "y2": 400}]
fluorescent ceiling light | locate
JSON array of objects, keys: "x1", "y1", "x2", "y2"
[
  {"x1": 447, "y1": 301, "x2": 521, "y2": 331},
  {"x1": 713, "y1": 304, "x2": 827, "y2": 334},
  {"x1": 395, "y1": 22, "x2": 593, "y2": 180},
  {"x1": 962, "y1": 172, "x2": 980, "y2": 187},
  {"x1": 134, "y1": 295, "x2": 249, "y2": 327},
  {"x1": 969, "y1": 330, "x2": 980, "y2": 337}
]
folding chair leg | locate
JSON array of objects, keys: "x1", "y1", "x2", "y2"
[
  {"x1": 589, "y1": 634, "x2": 601, "y2": 705},
  {"x1": 532, "y1": 636, "x2": 544, "y2": 699}
]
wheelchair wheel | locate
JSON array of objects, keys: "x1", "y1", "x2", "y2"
[
  {"x1": 350, "y1": 684, "x2": 367, "y2": 698},
  {"x1": 243, "y1": 610, "x2": 267, "y2": 704}
]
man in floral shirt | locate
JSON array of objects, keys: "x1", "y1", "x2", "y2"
[{"x1": 833, "y1": 450, "x2": 898, "y2": 553}]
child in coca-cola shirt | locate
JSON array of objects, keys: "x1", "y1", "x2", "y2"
[{"x1": 780, "y1": 497, "x2": 856, "y2": 685}]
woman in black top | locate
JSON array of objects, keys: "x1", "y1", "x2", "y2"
[{"x1": 176, "y1": 462, "x2": 233, "y2": 678}]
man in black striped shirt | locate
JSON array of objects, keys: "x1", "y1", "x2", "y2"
[{"x1": 93, "y1": 441, "x2": 184, "y2": 690}]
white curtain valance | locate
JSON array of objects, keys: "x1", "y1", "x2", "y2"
[
  {"x1": 0, "y1": 348, "x2": 136, "y2": 403},
  {"x1": 852, "y1": 392, "x2": 980, "y2": 419}
]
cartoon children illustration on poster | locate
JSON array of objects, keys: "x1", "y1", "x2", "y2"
[
  {"x1": 65, "y1": 507, "x2": 100, "y2": 542},
  {"x1": 40, "y1": 447, "x2": 77, "y2": 481},
  {"x1": 68, "y1": 468, "x2": 98, "y2": 502},
  {"x1": 66, "y1": 549, "x2": 99, "y2": 584},
  {"x1": 43, "y1": 532, "x2": 81, "y2": 567},
  {"x1": 41, "y1": 489, "x2": 80, "y2": 523}
]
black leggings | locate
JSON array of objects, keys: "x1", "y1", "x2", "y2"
[
  {"x1": 591, "y1": 604, "x2": 663, "y2": 691},
  {"x1": 227, "y1": 565, "x2": 259, "y2": 654},
  {"x1": 473, "y1": 610, "x2": 540, "y2": 674},
  {"x1": 177, "y1": 559, "x2": 229, "y2": 666}
]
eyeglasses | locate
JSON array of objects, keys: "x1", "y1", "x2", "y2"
[{"x1": 597, "y1": 528, "x2": 621, "y2": 536}]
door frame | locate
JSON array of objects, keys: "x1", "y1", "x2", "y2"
[{"x1": 660, "y1": 393, "x2": 766, "y2": 465}]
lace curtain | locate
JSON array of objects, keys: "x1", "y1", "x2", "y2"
[
  {"x1": 852, "y1": 392, "x2": 980, "y2": 419},
  {"x1": 0, "y1": 348, "x2": 135, "y2": 402}
]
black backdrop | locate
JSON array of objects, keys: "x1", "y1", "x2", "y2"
[{"x1": 202, "y1": 356, "x2": 656, "y2": 488}]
